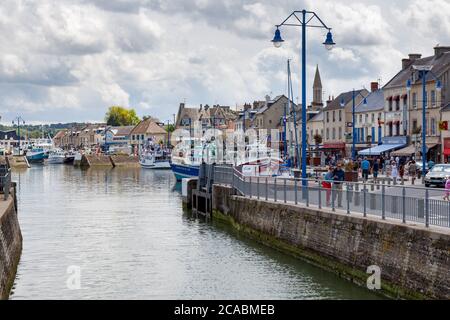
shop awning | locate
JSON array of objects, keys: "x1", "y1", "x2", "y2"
[
  {"x1": 444, "y1": 149, "x2": 450, "y2": 156},
  {"x1": 358, "y1": 143, "x2": 405, "y2": 156},
  {"x1": 391, "y1": 145, "x2": 415, "y2": 156}
]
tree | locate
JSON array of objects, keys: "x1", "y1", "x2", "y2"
[{"x1": 105, "y1": 106, "x2": 140, "y2": 126}]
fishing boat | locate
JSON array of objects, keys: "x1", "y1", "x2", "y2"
[
  {"x1": 26, "y1": 147, "x2": 47, "y2": 163},
  {"x1": 139, "y1": 145, "x2": 171, "y2": 169},
  {"x1": 47, "y1": 148, "x2": 66, "y2": 164},
  {"x1": 64, "y1": 150, "x2": 76, "y2": 164}
]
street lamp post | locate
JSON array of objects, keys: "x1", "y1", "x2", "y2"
[
  {"x1": 272, "y1": 10, "x2": 335, "y2": 184},
  {"x1": 406, "y1": 66, "x2": 442, "y2": 182},
  {"x1": 12, "y1": 116, "x2": 25, "y2": 155}
]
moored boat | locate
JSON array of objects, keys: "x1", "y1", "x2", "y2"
[{"x1": 47, "y1": 148, "x2": 66, "y2": 164}]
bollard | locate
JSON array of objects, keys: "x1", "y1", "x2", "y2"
[
  {"x1": 284, "y1": 179, "x2": 287, "y2": 203},
  {"x1": 249, "y1": 177, "x2": 252, "y2": 199},
  {"x1": 331, "y1": 186, "x2": 335, "y2": 212},
  {"x1": 306, "y1": 180, "x2": 309, "y2": 207}
]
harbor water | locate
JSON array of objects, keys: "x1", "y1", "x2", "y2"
[{"x1": 10, "y1": 165, "x2": 381, "y2": 299}]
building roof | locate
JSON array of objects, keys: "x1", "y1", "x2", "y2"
[
  {"x1": 442, "y1": 102, "x2": 450, "y2": 112},
  {"x1": 355, "y1": 89, "x2": 385, "y2": 113},
  {"x1": 323, "y1": 89, "x2": 367, "y2": 111},
  {"x1": 111, "y1": 126, "x2": 134, "y2": 136},
  {"x1": 384, "y1": 51, "x2": 450, "y2": 89},
  {"x1": 131, "y1": 119, "x2": 167, "y2": 135},
  {"x1": 53, "y1": 130, "x2": 67, "y2": 140},
  {"x1": 308, "y1": 111, "x2": 323, "y2": 122}
]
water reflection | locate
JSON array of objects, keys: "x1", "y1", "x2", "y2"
[{"x1": 10, "y1": 165, "x2": 382, "y2": 300}]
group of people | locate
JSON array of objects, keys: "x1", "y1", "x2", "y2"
[
  {"x1": 349, "y1": 155, "x2": 435, "y2": 185},
  {"x1": 321, "y1": 164, "x2": 345, "y2": 207}
]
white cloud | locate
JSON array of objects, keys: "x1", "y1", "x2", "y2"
[{"x1": 0, "y1": 0, "x2": 448, "y2": 124}]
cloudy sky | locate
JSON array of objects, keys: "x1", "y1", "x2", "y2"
[{"x1": 0, "y1": 0, "x2": 449, "y2": 124}]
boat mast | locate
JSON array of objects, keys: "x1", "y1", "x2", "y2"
[{"x1": 288, "y1": 60, "x2": 300, "y2": 169}]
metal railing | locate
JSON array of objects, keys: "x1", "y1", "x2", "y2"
[
  {"x1": 0, "y1": 168, "x2": 11, "y2": 200},
  {"x1": 212, "y1": 166, "x2": 450, "y2": 229}
]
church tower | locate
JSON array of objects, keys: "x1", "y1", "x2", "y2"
[{"x1": 311, "y1": 65, "x2": 323, "y2": 111}]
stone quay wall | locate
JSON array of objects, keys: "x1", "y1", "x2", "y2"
[
  {"x1": 0, "y1": 186, "x2": 22, "y2": 300},
  {"x1": 212, "y1": 184, "x2": 450, "y2": 300}
]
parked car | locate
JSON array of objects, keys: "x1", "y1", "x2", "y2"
[{"x1": 424, "y1": 164, "x2": 450, "y2": 187}]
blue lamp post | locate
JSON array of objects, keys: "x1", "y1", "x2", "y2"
[
  {"x1": 272, "y1": 10, "x2": 335, "y2": 184},
  {"x1": 406, "y1": 66, "x2": 442, "y2": 181}
]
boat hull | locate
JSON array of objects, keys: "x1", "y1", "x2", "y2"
[
  {"x1": 47, "y1": 156, "x2": 65, "y2": 164},
  {"x1": 140, "y1": 160, "x2": 171, "y2": 170},
  {"x1": 27, "y1": 152, "x2": 46, "y2": 163},
  {"x1": 170, "y1": 163, "x2": 199, "y2": 181}
]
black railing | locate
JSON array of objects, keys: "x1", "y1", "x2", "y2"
[{"x1": 212, "y1": 166, "x2": 450, "y2": 229}]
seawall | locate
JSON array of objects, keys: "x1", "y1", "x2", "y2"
[
  {"x1": 80, "y1": 154, "x2": 113, "y2": 168},
  {"x1": 0, "y1": 186, "x2": 22, "y2": 300},
  {"x1": 212, "y1": 184, "x2": 450, "y2": 300},
  {"x1": 110, "y1": 155, "x2": 140, "y2": 168},
  {"x1": 6, "y1": 156, "x2": 28, "y2": 169}
]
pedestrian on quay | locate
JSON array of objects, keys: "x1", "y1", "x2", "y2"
[
  {"x1": 332, "y1": 163, "x2": 345, "y2": 208},
  {"x1": 391, "y1": 161, "x2": 398, "y2": 185},
  {"x1": 361, "y1": 157, "x2": 370, "y2": 182},
  {"x1": 408, "y1": 160, "x2": 417, "y2": 185},
  {"x1": 443, "y1": 177, "x2": 450, "y2": 201},
  {"x1": 322, "y1": 166, "x2": 334, "y2": 206},
  {"x1": 399, "y1": 164, "x2": 405, "y2": 185},
  {"x1": 373, "y1": 159, "x2": 380, "y2": 184}
]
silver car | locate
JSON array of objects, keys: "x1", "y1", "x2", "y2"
[{"x1": 424, "y1": 164, "x2": 450, "y2": 187}]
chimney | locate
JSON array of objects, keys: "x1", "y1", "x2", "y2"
[
  {"x1": 408, "y1": 53, "x2": 422, "y2": 62},
  {"x1": 434, "y1": 46, "x2": 450, "y2": 58},
  {"x1": 199, "y1": 104, "x2": 202, "y2": 111},
  {"x1": 179, "y1": 102, "x2": 185, "y2": 110},
  {"x1": 265, "y1": 94, "x2": 271, "y2": 107},
  {"x1": 370, "y1": 81, "x2": 379, "y2": 92},
  {"x1": 402, "y1": 58, "x2": 411, "y2": 70}
]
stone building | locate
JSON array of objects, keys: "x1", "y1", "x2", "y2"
[
  {"x1": 130, "y1": 119, "x2": 168, "y2": 154},
  {"x1": 383, "y1": 46, "x2": 450, "y2": 162}
]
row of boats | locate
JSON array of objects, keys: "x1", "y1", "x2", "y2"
[{"x1": 19, "y1": 137, "x2": 282, "y2": 182}]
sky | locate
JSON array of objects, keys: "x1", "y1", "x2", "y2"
[{"x1": 0, "y1": 0, "x2": 449, "y2": 125}]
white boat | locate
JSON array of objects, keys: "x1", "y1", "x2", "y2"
[
  {"x1": 47, "y1": 148, "x2": 66, "y2": 164},
  {"x1": 139, "y1": 143, "x2": 171, "y2": 169}
]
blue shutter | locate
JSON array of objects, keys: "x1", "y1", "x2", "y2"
[{"x1": 372, "y1": 127, "x2": 375, "y2": 143}]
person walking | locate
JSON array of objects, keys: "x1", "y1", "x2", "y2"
[
  {"x1": 399, "y1": 164, "x2": 405, "y2": 185},
  {"x1": 332, "y1": 163, "x2": 345, "y2": 208},
  {"x1": 409, "y1": 160, "x2": 417, "y2": 185},
  {"x1": 391, "y1": 161, "x2": 398, "y2": 185},
  {"x1": 373, "y1": 159, "x2": 380, "y2": 184},
  {"x1": 322, "y1": 166, "x2": 334, "y2": 206},
  {"x1": 361, "y1": 157, "x2": 370, "y2": 182}
]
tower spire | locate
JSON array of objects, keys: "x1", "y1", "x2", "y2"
[{"x1": 312, "y1": 64, "x2": 323, "y2": 110}]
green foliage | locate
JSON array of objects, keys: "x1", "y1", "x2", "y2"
[{"x1": 105, "y1": 106, "x2": 140, "y2": 126}]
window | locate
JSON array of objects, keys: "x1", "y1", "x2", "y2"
[
  {"x1": 412, "y1": 119, "x2": 418, "y2": 131},
  {"x1": 396, "y1": 99, "x2": 400, "y2": 111},
  {"x1": 333, "y1": 111, "x2": 335, "y2": 122},
  {"x1": 403, "y1": 96, "x2": 407, "y2": 109},
  {"x1": 326, "y1": 112, "x2": 329, "y2": 123},
  {"x1": 339, "y1": 110, "x2": 342, "y2": 121},
  {"x1": 365, "y1": 114, "x2": 368, "y2": 123},
  {"x1": 332, "y1": 128, "x2": 336, "y2": 140},
  {"x1": 388, "y1": 99, "x2": 393, "y2": 111},
  {"x1": 371, "y1": 114, "x2": 375, "y2": 123},
  {"x1": 326, "y1": 128, "x2": 329, "y2": 139},
  {"x1": 359, "y1": 115, "x2": 363, "y2": 123},
  {"x1": 338, "y1": 127, "x2": 342, "y2": 140},
  {"x1": 431, "y1": 118, "x2": 436, "y2": 135},
  {"x1": 141, "y1": 134, "x2": 144, "y2": 140},
  {"x1": 431, "y1": 90, "x2": 436, "y2": 106},
  {"x1": 310, "y1": 130, "x2": 313, "y2": 139},
  {"x1": 412, "y1": 92, "x2": 417, "y2": 108},
  {"x1": 132, "y1": 135, "x2": 135, "y2": 141}
]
